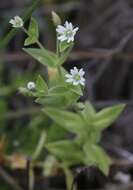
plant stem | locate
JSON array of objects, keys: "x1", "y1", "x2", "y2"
[
  {"x1": 56, "y1": 37, "x2": 64, "y2": 79},
  {"x1": 63, "y1": 166, "x2": 76, "y2": 190},
  {"x1": 32, "y1": 131, "x2": 46, "y2": 160},
  {"x1": 26, "y1": 157, "x2": 34, "y2": 190}
]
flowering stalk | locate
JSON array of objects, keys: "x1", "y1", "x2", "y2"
[
  {"x1": 56, "y1": 38, "x2": 63, "y2": 79},
  {"x1": 8, "y1": 13, "x2": 125, "y2": 190}
]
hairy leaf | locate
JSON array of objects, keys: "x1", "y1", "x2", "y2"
[
  {"x1": 93, "y1": 104, "x2": 125, "y2": 130},
  {"x1": 23, "y1": 48, "x2": 59, "y2": 68},
  {"x1": 83, "y1": 143, "x2": 111, "y2": 175},
  {"x1": 24, "y1": 17, "x2": 39, "y2": 46},
  {"x1": 46, "y1": 140, "x2": 83, "y2": 165}
]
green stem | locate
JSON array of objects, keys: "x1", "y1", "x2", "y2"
[
  {"x1": 56, "y1": 37, "x2": 63, "y2": 79},
  {"x1": 32, "y1": 131, "x2": 46, "y2": 160},
  {"x1": 56, "y1": 37, "x2": 59, "y2": 56},
  {"x1": 62, "y1": 166, "x2": 76, "y2": 190}
]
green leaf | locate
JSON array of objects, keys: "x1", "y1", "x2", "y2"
[
  {"x1": 70, "y1": 85, "x2": 83, "y2": 96},
  {"x1": 59, "y1": 44, "x2": 74, "y2": 65},
  {"x1": 46, "y1": 140, "x2": 83, "y2": 165},
  {"x1": 36, "y1": 94, "x2": 69, "y2": 108},
  {"x1": 84, "y1": 101, "x2": 96, "y2": 116},
  {"x1": 36, "y1": 82, "x2": 81, "y2": 107},
  {"x1": 43, "y1": 107, "x2": 84, "y2": 135},
  {"x1": 36, "y1": 75, "x2": 48, "y2": 94},
  {"x1": 24, "y1": 36, "x2": 37, "y2": 46},
  {"x1": 59, "y1": 41, "x2": 73, "y2": 52},
  {"x1": 89, "y1": 130, "x2": 101, "y2": 144},
  {"x1": 83, "y1": 143, "x2": 111, "y2": 175},
  {"x1": 47, "y1": 123, "x2": 67, "y2": 142},
  {"x1": 80, "y1": 101, "x2": 96, "y2": 124},
  {"x1": 93, "y1": 104, "x2": 125, "y2": 130},
  {"x1": 48, "y1": 85, "x2": 68, "y2": 96},
  {"x1": 23, "y1": 48, "x2": 59, "y2": 68},
  {"x1": 24, "y1": 17, "x2": 39, "y2": 46}
]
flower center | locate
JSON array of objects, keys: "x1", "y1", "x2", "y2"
[
  {"x1": 15, "y1": 20, "x2": 21, "y2": 26},
  {"x1": 74, "y1": 74, "x2": 81, "y2": 81},
  {"x1": 65, "y1": 30, "x2": 73, "y2": 38}
]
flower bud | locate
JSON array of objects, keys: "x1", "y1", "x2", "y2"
[
  {"x1": 27, "y1": 81, "x2": 36, "y2": 90},
  {"x1": 52, "y1": 11, "x2": 61, "y2": 26},
  {"x1": 9, "y1": 16, "x2": 24, "y2": 28}
]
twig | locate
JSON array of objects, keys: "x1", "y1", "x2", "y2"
[
  {"x1": 26, "y1": 157, "x2": 35, "y2": 190},
  {"x1": 0, "y1": 166, "x2": 23, "y2": 190},
  {"x1": 26, "y1": 157, "x2": 31, "y2": 190}
]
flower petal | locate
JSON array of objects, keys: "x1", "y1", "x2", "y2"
[
  {"x1": 79, "y1": 68, "x2": 85, "y2": 76},
  {"x1": 66, "y1": 78, "x2": 73, "y2": 83},
  {"x1": 65, "y1": 74, "x2": 72, "y2": 78},
  {"x1": 73, "y1": 80, "x2": 79, "y2": 85},
  {"x1": 56, "y1": 25, "x2": 66, "y2": 33}
]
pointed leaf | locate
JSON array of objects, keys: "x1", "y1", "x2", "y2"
[
  {"x1": 59, "y1": 41, "x2": 73, "y2": 52},
  {"x1": 83, "y1": 143, "x2": 111, "y2": 175},
  {"x1": 43, "y1": 107, "x2": 84, "y2": 134},
  {"x1": 93, "y1": 104, "x2": 125, "y2": 130},
  {"x1": 70, "y1": 85, "x2": 83, "y2": 96},
  {"x1": 46, "y1": 140, "x2": 83, "y2": 165},
  {"x1": 24, "y1": 17, "x2": 39, "y2": 46},
  {"x1": 24, "y1": 36, "x2": 37, "y2": 46},
  {"x1": 23, "y1": 48, "x2": 59, "y2": 68},
  {"x1": 59, "y1": 44, "x2": 74, "y2": 65},
  {"x1": 80, "y1": 101, "x2": 96, "y2": 125},
  {"x1": 36, "y1": 75, "x2": 48, "y2": 94},
  {"x1": 48, "y1": 85, "x2": 68, "y2": 96}
]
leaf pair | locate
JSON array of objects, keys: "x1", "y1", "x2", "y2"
[
  {"x1": 36, "y1": 82, "x2": 82, "y2": 108},
  {"x1": 24, "y1": 18, "x2": 39, "y2": 46},
  {"x1": 46, "y1": 140, "x2": 83, "y2": 166},
  {"x1": 43, "y1": 103, "x2": 125, "y2": 141},
  {"x1": 45, "y1": 137, "x2": 111, "y2": 175},
  {"x1": 83, "y1": 143, "x2": 111, "y2": 175}
]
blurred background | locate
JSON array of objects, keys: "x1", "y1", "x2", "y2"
[{"x1": 1, "y1": 0, "x2": 133, "y2": 189}]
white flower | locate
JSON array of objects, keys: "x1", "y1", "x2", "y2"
[
  {"x1": 56, "y1": 21, "x2": 79, "y2": 43},
  {"x1": 65, "y1": 67, "x2": 85, "y2": 86},
  {"x1": 27, "y1": 81, "x2": 36, "y2": 90},
  {"x1": 9, "y1": 16, "x2": 24, "y2": 28}
]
